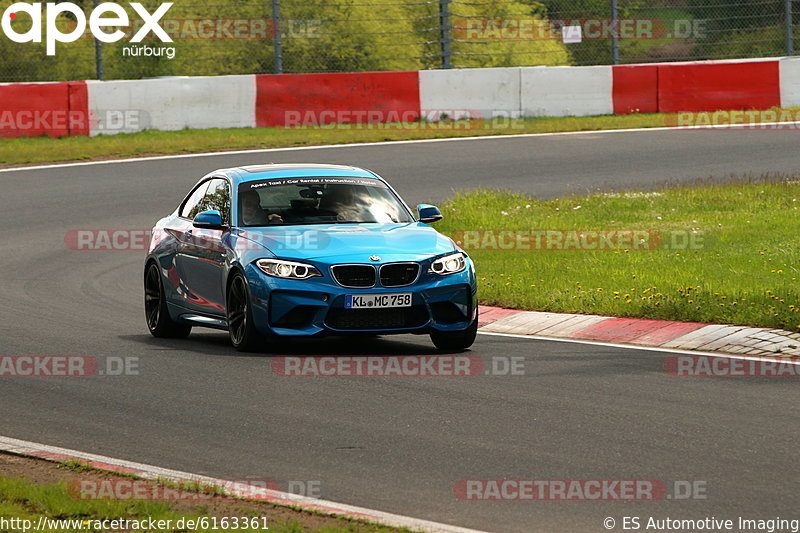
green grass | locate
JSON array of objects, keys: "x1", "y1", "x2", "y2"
[
  {"x1": 0, "y1": 109, "x2": 792, "y2": 166},
  {"x1": 437, "y1": 178, "x2": 800, "y2": 331},
  {"x1": 0, "y1": 474, "x2": 406, "y2": 533}
]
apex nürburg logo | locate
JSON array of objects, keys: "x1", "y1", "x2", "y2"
[{"x1": 1, "y1": 2, "x2": 173, "y2": 55}]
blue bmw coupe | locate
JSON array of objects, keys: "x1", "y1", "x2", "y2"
[{"x1": 144, "y1": 164, "x2": 478, "y2": 352}]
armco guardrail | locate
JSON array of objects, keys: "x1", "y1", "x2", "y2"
[{"x1": 2, "y1": 57, "x2": 800, "y2": 138}]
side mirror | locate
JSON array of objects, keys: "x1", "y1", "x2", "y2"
[
  {"x1": 417, "y1": 204, "x2": 443, "y2": 223},
  {"x1": 193, "y1": 210, "x2": 226, "y2": 230}
]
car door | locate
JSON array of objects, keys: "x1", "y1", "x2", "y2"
[
  {"x1": 175, "y1": 178, "x2": 231, "y2": 316},
  {"x1": 160, "y1": 180, "x2": 209, "y2": 310}
]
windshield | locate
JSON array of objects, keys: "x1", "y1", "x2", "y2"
[{"x1": 238, "y1": 176, "x2": 415, "y2": 227}]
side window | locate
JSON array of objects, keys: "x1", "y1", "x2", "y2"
[
  {"x1": 199, "y1": 179, "x2": 232, "y2": 225},
  {"x1": 180, "y1": 181, "x2": 210, "y2": 219}
]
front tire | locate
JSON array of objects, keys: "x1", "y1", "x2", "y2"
[
  {"x1": 226, "y1": 272, "x2": 265, "y2": 352},
  {"x1": 430, "y1": 313, "x2": 478, "y2": 352},
  {"x1": 144, "y1": 262, "x2": 192, "y2": 338}
]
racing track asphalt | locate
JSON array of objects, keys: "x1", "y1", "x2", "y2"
[{"x1": 1, "y1": 128, "x2": 799, "y2": 532}]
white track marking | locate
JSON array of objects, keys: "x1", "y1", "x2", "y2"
[
  {"x1": 0, "y1": 435, "x2": 489, "y2": 533},
  {"x1": 477, "y1": 331, "x2": 800, "y2": 365}
]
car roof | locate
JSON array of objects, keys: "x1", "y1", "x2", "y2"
[{"x1": 217, "y1": 164, "x2": 382, "y2": 186}]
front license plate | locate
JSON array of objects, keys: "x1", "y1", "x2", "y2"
[{"x1": 345, "y1": 293, "x2": 412, "y2": 309}]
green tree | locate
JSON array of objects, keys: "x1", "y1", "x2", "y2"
[
  {"x1": 0, "y1": 0, "x2": 570, "y2": 81},
  {"x1": 444, "y1": 0, "x2": 569, "y2": 68}
]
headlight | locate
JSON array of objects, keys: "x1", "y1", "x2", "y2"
[
  {"x1": 256, "y1": 259, "x2": 321, "y2": 280},
  {"x1": 429, "y1": 252, "x2": 467, "y2": 275}
]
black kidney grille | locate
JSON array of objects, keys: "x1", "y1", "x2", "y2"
[
  {"x1": 331, "y1": 265, "x2": 376, "y2": 287},
  {"x1": 380, "y1": 263, "x2": 420, "y2": 287}
]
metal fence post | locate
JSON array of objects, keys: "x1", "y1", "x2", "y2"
[
  {"x1": 611, "y1": 0, "x2": 619, "y2": 65},
  {"x1": 272, "y1": 0, "x2": 283, "y2": 74},
  {"x1": 439, "y1": 0, "x2": 452, "y2": 69},
  {"x1": 787, "y1": 0, "x2": 794, "y2": 56},
  {"x1": 93, "y1": 0, "x2": 104, "y2": 80}
]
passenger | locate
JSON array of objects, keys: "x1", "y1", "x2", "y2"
[{"x1": 240, "y1": 190, "x2": 282, "y2": 225}]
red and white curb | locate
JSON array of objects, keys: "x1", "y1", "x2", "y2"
[
  {"x1": 0, "y1": 435, "x2": 488, "y2": 533},
  {"x1": 478, "y1": 306, "x2": 800, "y2": 358}
]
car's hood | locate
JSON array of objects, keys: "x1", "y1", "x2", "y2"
[{"x1": 236, "y1": 223, "x2": 456, "y2": 263}]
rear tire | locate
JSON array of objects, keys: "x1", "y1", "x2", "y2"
[
  {"x1": 430, "y1": 313, "x2": 478, "y2": 352},
  {"x1": 226, "y1": 272, "x2": 265, "y2": 352},
  {"x1": 144, "y1": 262, "x2": 192, "y2": 339}
]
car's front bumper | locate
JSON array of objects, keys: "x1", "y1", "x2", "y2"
[{"x1": 244, "y1": 261, "x2": 477, "y2": 337}]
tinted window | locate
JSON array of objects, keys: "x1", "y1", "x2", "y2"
[
  {"x1": 180, "y1": 181, "x2": 210, "y2": 219},
  {"x1": 199, "y1": 179, "x2": 231, "y2": 225},
  {"x1": 238, "y1": 176, "x2": 414, "y2": 227}
]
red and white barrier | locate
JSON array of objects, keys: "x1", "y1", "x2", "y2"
[
  {"x1": 653, "y1": 59, "x2": 780, "y2": 113},
  {"x1": 255, "y1": 71, "x2": 419, "y2": 128},
  {"x1": 612, "y1": 64, "x2": 658, "y2": 114},
  {"x1": 86, "y1": 76, "x2": 256, "y2": 134},
  {"x1": 779, "y1": 57, "x2": 800, "y2": 107},
  {"x1": 520, "y1": 65, "x2": 613, "y2": 117},
  {"x1": 420, "y1": 67, "x2": 521, "y2": 119},
  {"x1": 0, "y1": 81, "x2": 88, "y2": 138},
  {"x1": 1, "y1": 57, "x2": 798, "y2": 138},
  {"x1": 612, "y1": 58, "x2": 782, "y2": 115}
]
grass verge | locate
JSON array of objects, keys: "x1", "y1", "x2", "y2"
[
  {"x1": 1, "y1": 108, "x2": 797, "y2": 166},
  {"x1": 0, "y1": 453, "x2": 408, "y2": 533},
  {"x1": 436, "y1": 177, "x2": 800, "y2": 331}
]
